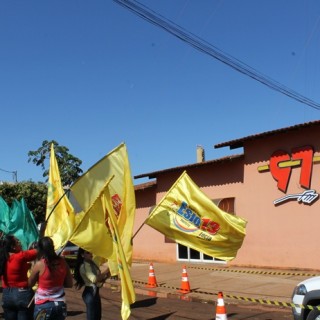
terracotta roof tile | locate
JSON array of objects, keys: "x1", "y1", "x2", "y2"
[
  {"x1": 214, "y1": 120, "x2": 320, "y2": 150},
  {"x1": 134, "y1": 154, "x2": 243, "y2": 180}
]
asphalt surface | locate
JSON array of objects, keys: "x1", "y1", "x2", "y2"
[
  {"x1": 0, "y1": 262, "x2": 317, "y2": 319},
  {"x1": 0, "y1": 285, "x2": 293, "y2": 320},
  {"x1": 67, "y1": 285, "x2": 293, "y2": 319},
  {"x1": 69, "y1": 260, "x2": 314, "y2": 319}
]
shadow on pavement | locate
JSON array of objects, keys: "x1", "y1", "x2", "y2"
[
  {"x1": 67, "y1": 310, "x2": 85, "y2": 317},
  {"x1": 147, "y1": 312, "x2": 176, "y2": 320},
  {"x1": 131, "y1": 297, "x2": 157, "y2": 308}
]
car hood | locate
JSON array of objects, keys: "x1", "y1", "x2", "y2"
[{"x1": 297, "y1": 276, "x2": 320, "y2": 291}]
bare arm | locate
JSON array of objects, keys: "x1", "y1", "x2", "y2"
[
  {"x1": 28, "y1": 260, "x2": 41, "y2": 288},
  {"x1": 96, "y1": 267, "x2": 111, "y2": 282},
  {"x1": 63, "y1": 260, "x2": 73, "y2": 288}
]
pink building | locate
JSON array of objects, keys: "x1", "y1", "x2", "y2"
[{"x1": 133, "y1": 120, "x2": 320, "y2": 270}]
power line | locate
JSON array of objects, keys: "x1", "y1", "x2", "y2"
[
  {"x1": 113, "y1": 0, "x2": 320, "y2": 110},
  {"x1": 0, "y1": 168, "x2": 18, "y2": 182}
]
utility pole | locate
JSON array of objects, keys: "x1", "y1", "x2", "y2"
[{"x1": 13, "y1": 171, "x2": 17, "y2": 183}]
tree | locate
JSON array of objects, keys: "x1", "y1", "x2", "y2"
[
  {"x1": 0, "y1": 181, "x2": 47, "y2": 223},
  {"x1": 28, "y1": 140, "x2": 83, "y2": 187}
]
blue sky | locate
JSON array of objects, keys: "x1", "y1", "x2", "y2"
[{"x1": 1, "y1": 0, "x2": 320, "y2": 184}]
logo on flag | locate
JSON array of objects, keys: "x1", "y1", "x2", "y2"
[{"x1": 172, "y1": 201, "x2": 220, "y2": 236}]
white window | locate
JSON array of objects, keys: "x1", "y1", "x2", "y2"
[{"x1": 177, "y1": 244, "x2": 226, "y2": 264}]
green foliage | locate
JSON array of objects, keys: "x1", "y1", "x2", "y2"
[
  {"x1": 0, "y1": 181, "x2": 47, "y2": 224},
  {"x1": 28, "y1": 140, "x2": 83, "y2": 186},
  {"x1": 0, "y1": 141, "x2": 83, "y2": 225}
]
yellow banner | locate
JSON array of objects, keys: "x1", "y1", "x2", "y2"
[
  {"x1": 45, "y1": 144, "x2": 75, "y2": 250},
  {"x1": 70, "y1": 143, "x2": 136, "y2": 266},
  {"x1": 103, "y1": 181, "x2": 136, "y2": 320},
  {"x1": 146, "y1": 171, "x2": 247, "y2": 261},
  {"x1": 69, "y1": 179, "x2": 114, "y2": 259}
]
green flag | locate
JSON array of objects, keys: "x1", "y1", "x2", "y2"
[
  {"x1": 9, "y1": 199, "x2": 39, "y2": 250},
  {"x1": 0, "y1": 196, "x2": 10, "y2": 236},
  {"x1": 20, "y1": 198, "x2": 39, "y2": 249}
]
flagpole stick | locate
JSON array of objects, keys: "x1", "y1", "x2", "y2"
[
  {"x1": 45, "y1": 188, "x2": 70, "y2": 223},
  {"x1": 131, "y1": 221, "x2": 146, "y2": 241},
  {"x1": 131, "y1": 205, "x2": 155, "y2": 243}
]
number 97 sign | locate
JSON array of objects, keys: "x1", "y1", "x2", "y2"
[{"x1": 258, "y1": 145, "x2": 319, "y2": 205}]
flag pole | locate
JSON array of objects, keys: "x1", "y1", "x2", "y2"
[
  {"x1": 131, "y1": 220, "x2": 146, "y2": 241},
  {"x1": 45, "y1": 188, "x2": 70, "y2": 223},
  {"x1": 131, "y1": 205, "x2": 155, "y2": 242}
]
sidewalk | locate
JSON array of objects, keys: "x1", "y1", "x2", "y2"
[{"x1": 105, "y1": 261, "x2": 320, "y2": 308}]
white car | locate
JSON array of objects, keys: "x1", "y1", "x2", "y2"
[
  {"x1": 292, "y1": 276, "x2": 320, "y2": 320},
  {"x1": 57, "y1": 241, "x2": 79, "y2": 268}
]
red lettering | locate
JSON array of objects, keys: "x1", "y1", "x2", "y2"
[
  {"x1": 200, "y1": 218, "x2": 209, "y2": 231},
  {"x1": 200, "y1": 218, "x2": 220, "y2": 235},
  {"x1": 205, "y1": 220, "x2": 220, "y2": 235},
  {"x1": 291, "y1": 146, "x2": 313, "y2": 189},
  {"x1": 269, "y1": 150, "x2": 291, "y2": 192},
  {"x1": 111, "y1": 194, "x2": 122, "y2": 217}
]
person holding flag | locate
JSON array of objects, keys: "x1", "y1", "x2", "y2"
[
  {"x1": 73, "y1": 248, "x2": 110, "y2": 320},
  {"x1": 28, "y1": 236, "x2": 73, "y2": 320},
  {"x1": 70, "y1": 176, "x2": 136, "y2": 320},
  {"x1": 0, "y1": 235, "x2": 37, "y2": 320}
]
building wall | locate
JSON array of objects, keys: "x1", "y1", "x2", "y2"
[
  {"x1": 134, "y1": 185, "x2": 177, "y2": 262},
  {"x1": 133, "y1": 125, "x2": 320, "y2": 270},
  {"x1": 237, "y1": 127, "x2": 320, "y2": 270}
]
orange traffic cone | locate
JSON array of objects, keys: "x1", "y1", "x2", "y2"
[
  {"x1": 146, "y1": 263, "x2": 158, "y2": 288},
  {"x1": 178, "y1": 265, "x2": 191, "y2": 294},
  {"x1": 215, "y1": 291, "x2": 228, "y2": 320}
]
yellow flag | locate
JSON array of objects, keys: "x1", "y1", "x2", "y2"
[
  {"x1": 69, "y1": 179, "x2": 114, "y2": 259},
  {"x1": 70, "y1": 143, "x2": 136, "y2": 265},
  {"x1": 145, "y1": 171, "x2": 247, "y2": 261},
  {"x1": 103, "y1": 182, "x2": 135, "y2": 320},
  {"x1": 46, "y1": 144, "x2": 75, "y2": 250}
]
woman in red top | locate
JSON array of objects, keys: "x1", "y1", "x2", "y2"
[
  {"x1": 0, "y1": 235, "x2": 37, "y2": 320},
  {"x1": 28, "y1": 236, "x2": 73, "y2": 320}
]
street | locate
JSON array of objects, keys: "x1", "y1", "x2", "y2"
[
  {"x1": 0, "y1": 285, "x2": 293, "y2": 319},
  {"x1": 66, "y1": 287, "x2": 292, "y2": 319},
  {"x1": 0, "y1": 263, "x2": 299, "y2": 319}
]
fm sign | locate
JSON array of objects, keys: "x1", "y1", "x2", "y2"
[{"x1": 258, "y1": 145, "x2": 319, "y2": 205}]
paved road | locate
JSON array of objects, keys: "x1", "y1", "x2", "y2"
[
  {"x1": 68, "y1": 287, "x2": 293, "y2": 319},
  {"x1": 57, "y1": 286, "x2": 296, "y2": 319},
  {"x1": 0, "y1": 286, "x2": 292, "y2": 319},
  {"x1": 1, "y1": 261, "x2": 305, "y2": 319}
]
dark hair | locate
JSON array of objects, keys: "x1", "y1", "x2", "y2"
[
  {"x1": 73, "y1": 247, "x2": 85, "y2": 290},
  {"x1": 0, "y1": 235, "x2": 17, "y2": 276},
  {"x1": 37, "y1": 237, "x2": 59, "y2": 270}
]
